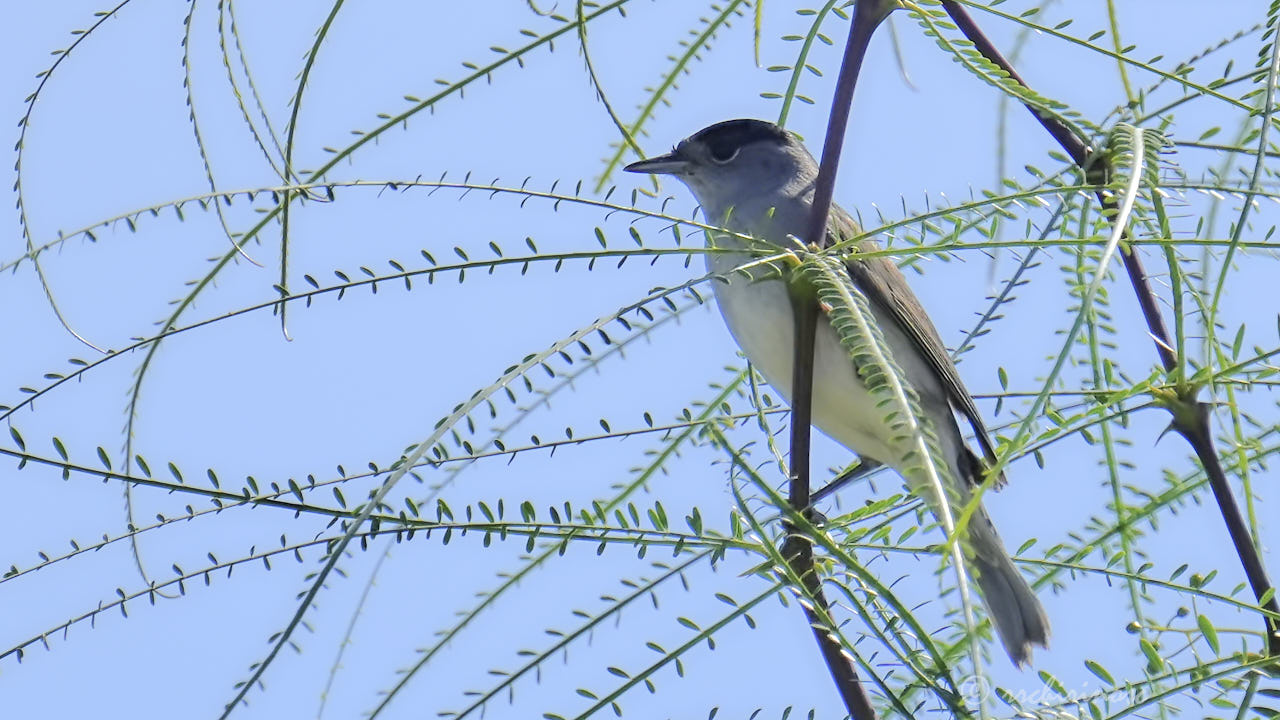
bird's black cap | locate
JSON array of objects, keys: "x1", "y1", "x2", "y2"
[
  {"x1": 687, "y1": 118, "x2": 790, "y2": 159},
  {"x1": 624, "y1": 118, "x2": 792, "y2": 175}
]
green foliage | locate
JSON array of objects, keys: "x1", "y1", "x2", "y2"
[{"x1": 3, "y1": 2, "x2": 1280, "y2": 720}]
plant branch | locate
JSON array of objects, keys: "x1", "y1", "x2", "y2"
[
  {"x1": 938, "y1": 0, "x2": 1280, "y2": 657},
  {"x1": 785, "y1": 2, "x2": 898, "y2": 718}
]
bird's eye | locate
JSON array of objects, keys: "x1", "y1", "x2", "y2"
[{"x1": 709, "y1": 145, "x2": 739, "y2": 164}]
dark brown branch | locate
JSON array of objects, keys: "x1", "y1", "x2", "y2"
[
  {"x1": 938, "y1": 0, "x2": 1280, "y2": 656},
  {"x1": 789, "y1": 280, "x2": 819, "y2": 512},
  {"x1": 784, "y1": 2, "x2": 898, "y2": 718},
  {"x1": 942, "y1": 4, "x2": 1181, "y2": 372},
  {"x1": 1181, "y1": 405, "x2": 1280, "y2": 641},
  {"x1": 783, "y1": 532, "x2": 878, "y2": 720}
]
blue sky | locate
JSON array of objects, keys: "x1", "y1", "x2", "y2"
[{"x1": 1, "y1": 2, "x2": 1276, "y2": 719}]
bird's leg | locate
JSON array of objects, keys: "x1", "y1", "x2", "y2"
[{"x1": 809, "y1": 458, "x2": 883, "y2": 503}]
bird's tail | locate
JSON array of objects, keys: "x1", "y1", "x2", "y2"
[
  {"x1": 965, "y1": 503, "x2": 1050, "y2": 666},
  {"x1": 913, "y1": 436, "x2": 1050, "y2": 666}
]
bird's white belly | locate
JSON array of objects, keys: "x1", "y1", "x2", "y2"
[{"x1": 708, "y1": 253, "x2": 899, "y2": 464}]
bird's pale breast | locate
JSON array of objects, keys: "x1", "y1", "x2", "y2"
[{"x1": 706, "y1": 247, "x2": 908, "y2": 465}]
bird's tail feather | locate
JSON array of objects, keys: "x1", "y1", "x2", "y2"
[
  {"x1": 887, "y1": 406, "x2": 1050, "y2": 664},
  {"x1": 922, "y1": 439, "x2": 1050, "y2": 666},
  {"x1": 967, "y1": 507, "x2": 1050, "y2": 666}
]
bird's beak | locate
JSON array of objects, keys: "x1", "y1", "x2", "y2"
[{"x1": 624, "y1": 149, "x2": 688, "y2": 175}]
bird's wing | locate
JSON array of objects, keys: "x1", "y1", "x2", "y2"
[{"x1": 826, "y1": 205, "x2": 1002, "y2": 473}]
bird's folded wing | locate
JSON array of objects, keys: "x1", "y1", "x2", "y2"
[{"x1": 826, "y1": 205, "x2": 1002, "y2": 474}]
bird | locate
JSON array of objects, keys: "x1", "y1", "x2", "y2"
[{"x1": 624, "y1": 118, "x2": 1049, "y2": 666}]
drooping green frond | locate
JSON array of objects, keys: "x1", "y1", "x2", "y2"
[
  {"x1": 793, "y1": 250, "x2": 984, "y2": 688},
  {"x1": 7, "y1": 5, "x2": 1280, "y2": 718}
]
